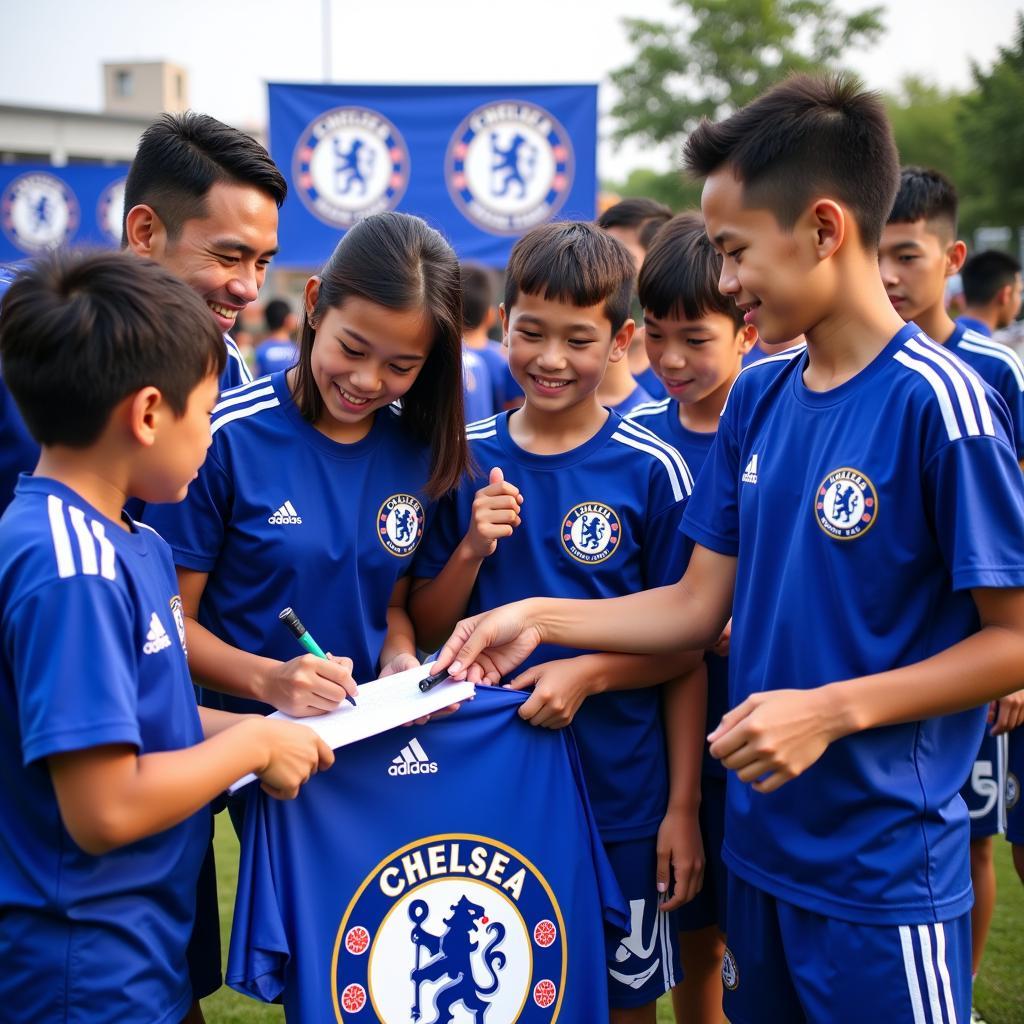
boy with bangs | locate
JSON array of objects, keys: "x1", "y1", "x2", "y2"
[
  {"x1": 628, "y1": 211, "x2": 757, "y2": 1024},
  {"x1": 411, "y1": 221, "x2": 706, "y2": 1021},
  {"x1": 435, "y1": 76, "x2": 1024, "y2": 1024},
  {"x1": 0, "y1": 250, "x2": 331, "y2": 1023}
]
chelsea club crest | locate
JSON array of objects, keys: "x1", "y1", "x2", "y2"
[
  {"x1": 445, "y1": 100, "x2": 574, "y2": 236},
  {"x1": 378, "y1": 493, "x2": 425, "y2": 558},
  {"x1": 1, "y1": 171, "x2": 79, "y2": 254},
  {"x1": 561, "y1": 501, "x2": 621, "y2": 564},
  {"x1": 96, "y1": 177, "x2": 127, "y2": 245},
  {"x1": 814, "y1": 467, "x2": 878, "y2": 540},
  {"x1": 332, "y1": 834, "x2": 566, "y2": 1022},
  {"x1": 293, "y1": 106, "x2": 411, "y2": 228}
]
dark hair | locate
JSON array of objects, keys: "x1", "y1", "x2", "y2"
[
  {"x1": 0, "y1": 250, "x2": 224, "y2": 447},
  {"x1": 597, "y1": 197, "x2": 673, "y2": 238},
  {"x1": 639, "y1": 212, "x2": 744, "y2": 328},
  {"x1": 887, "y1": 166, "x2": 959, "y2": 234},
  {"x1": 122, "y1": 111, "x2": 287, "y2": 244},
  {"x1": 293, "y1": 213, "x2": 468, "y2": 498},
  {"x1": 503, "y1": 221, "x2": 636, "y2": 334},
  {"x1": 962, "y1": 249, "x2": 1023, "y2": 306},
  {"x1": 459, "y1": 263, "x2": 495, "y2": 332},
  {"x1": 683, "y1": 73, "x2": 899, "y2": 250},
  {"x1": 264, "y1": 297, "x2": 292, "y2": 332}
]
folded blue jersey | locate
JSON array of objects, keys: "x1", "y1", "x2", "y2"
[{"x1": 228, "y1": 686, "x2": 627, "y2": 1023}]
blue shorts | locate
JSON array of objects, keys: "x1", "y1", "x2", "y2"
[
  {"x1": 1007, "y1": 731, "x2": 1024, "y2": 845},
  {"x1": 604, "y1": 835, "x2": 682, "y2": 1008},
  {"x1": 676, "y1": 774, "x2": 727, "y2": 933},
  {"x1": 187, "y1": 819, "x2": 222, "y2": 1000},
  {"x1": 723, "y1": 873, "x2": 970, "y2": 1024},
  {"x1": 961, "y1": 730, "x2": 1009, "y2": 838}
]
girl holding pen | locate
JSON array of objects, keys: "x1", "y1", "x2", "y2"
[{"x1": 143, "y1": 211, "x2": 469, "y2": 719}]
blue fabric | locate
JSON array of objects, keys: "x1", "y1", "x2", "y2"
[
  {"x1": 227, "y1": 685, "x2": 627, "y2": 1023},
  {"x1": 676, "y1": 775, "x2": 728, "y2": 934},
  {"x1": 955, "y1": 315, "x2": 992, "y2": 338},
  {"x1": 722, "y1": 874, "x2": 970, "y2": 1024},
  {"x1": 0, "y1": 477, "x2": 207, "y2": 1023},
  {"x1": 463, "y1": 346, "x2": 495, "y2": 422},
  {"x1": 253, "y1": 339, "x2": 298, "y2": 377},
  {"x1": 961, "y1": 730, "x2": 1009, "y2": 839},
  {"x1": 947, "y1": 319, "x2": 1024, "y2": 457},
  {"x1": 633, "y1": 364, "x2": 667, "y2": 400},
  {"x1": 609, "y1": 382, "x2": 652, "y2": 417},
  {"x1": 0, "y1": 267, "x2": 39, "y2": 514},
  {"x1": 468, "y1": 341, "x2": 511, "y2": 411},
  {"x1": 142, "y1": 371, "x2": 433, "y2": 715},
  {"x1": 683, "y1": 323, "x2": 1024, "y2": 924},
  {"x1": 1007, "y1": 733, "x2": 1024, "y2": 845},
  {"x1": 415, "y1": 409, "x2": 693, "y2": 841}
]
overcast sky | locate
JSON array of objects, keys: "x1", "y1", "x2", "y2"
[{"x1": 1, "y1": 0, "x2": 1020, "y2": 180}]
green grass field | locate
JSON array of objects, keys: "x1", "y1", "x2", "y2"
[{"x1": 204, "y1": 814, "x2": 1024, "y2": 1023}]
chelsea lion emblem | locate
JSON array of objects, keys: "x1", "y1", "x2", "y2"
[
  {"x1": 814, "y1": 467, "x2": 878, "y2": 540},
  {"x1": 2, "y1": 171, "x2": 79, "y2": 254},
  {"x1": 332, "y1": 834, "x2": 567, "y2": 1022},
  {"x1": 293, "y1": 106, "x2": 410, "y2": 228},
  {"x1": 561, "y1": 501, "x2": 621, "y2": 564},
  {"x1": 378, "y1": 493, "x2": 425, "y2": 558},
  {"x1": 445, "y1": 100, "x2": 574, "y2": 237}
]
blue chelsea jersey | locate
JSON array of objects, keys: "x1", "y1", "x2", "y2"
[
  {"x1": 227, "y1": 686, "x2": 627, "y2": 1024},
  {"x1": 143, "y1": 371, "x2": 433, "y2": 715},
  {"x1": 947, "y1": 319, "x2": 1024, "y2": 458},
  {"x1": 627, "y1": 396, "x2": 727, "y2": 780},
  {"x1": 683, "y1": 323, "x2": 1024, "y2": 924},
  {"x1": 0, "y1": 477, "x2": 207, "y2": 1024},
  {"x1": 415, "y1": 409, "x2": 694, "y2": 841}
]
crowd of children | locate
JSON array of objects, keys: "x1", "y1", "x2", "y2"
[{"x1": 2, "y1": 72, "x2": 1024, "y2": 1024}]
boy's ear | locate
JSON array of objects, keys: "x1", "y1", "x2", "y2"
[
  {"x1": 736, "y1": 323, "x2": 758, "y2": 355},
  {"x1": 123, "y1": 204, "x2": 166, "y2": 260},
  {"x1": 303, "y1": 276, "x2": 321, "y2": 323},
  {"x1": 807, "y1": 199, "x2": 845, "y2": 261},
  {"x1": 498, "y1": 302, "x2": 510, "y2": 345},
  {"x1": 945, "y1": 239, "x2": 968, "y2": 279},
  {"x1": 126, "y1": 387, "x2": 164, "y2": 447},
  {"x1": 608, "y1": 318, "x2": 635, "y2": 364}
]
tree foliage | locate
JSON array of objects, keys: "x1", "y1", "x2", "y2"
[
  {"x1": 884, "y1": 76, "x2": 964, "y2": 182},
  {"x1": 610, "y1": 0, "x2": 885, "y2": 147}
]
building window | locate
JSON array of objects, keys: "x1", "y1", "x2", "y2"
[{"x1": 115, "y1": 70, "x2": 133, "y2": 98}]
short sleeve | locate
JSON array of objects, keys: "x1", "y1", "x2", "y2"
[
  {"x1": 226, "y1": 789, "x2": 290, "y2": 1002},
  {"x1": 412, "y1": 488, "x2": 468, "y2": 580},
  {"x1": 10, "y1": 577, "x2": 141, "y2": 765},
  {"x1": 681, "y1": 413, "x2": 742, "y2": 556},
  {"x1": 925, "y1": 433, "x2": 1024, "y2": 591},
  {"x1": 643, "y1": 499, "x2": 691, "y2": 589},
  {"x1": 142, "y1": 447, "x2": 233, "y2": 572}
]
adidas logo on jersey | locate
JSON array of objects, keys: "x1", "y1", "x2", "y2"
[
  {"x1": 268, "y1": 500, "x2": 303, "y2": 525},
  {"x1": 388, "y1": 737, "x2": 438, "y2": 776},
  {"x1": 742, "y1": 453, "x2": 759, "y2": 484},
  {"x1": 143, "y1": 612, "x2": 173, "y2": 655}
]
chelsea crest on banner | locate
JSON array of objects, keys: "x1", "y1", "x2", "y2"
[{"x1": 227, "y1": 686, "x2": 627, "y2": 1022}]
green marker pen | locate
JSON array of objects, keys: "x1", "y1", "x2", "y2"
[{"x1": 278, "y1": 606, "x2": 357, "y2": 708}]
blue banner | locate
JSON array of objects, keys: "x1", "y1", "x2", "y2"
[
  {"x1": 0, "y1": 164, "x2": 130, "y2": 262},
  {"x1": 268, "y1": 83, "x2": 598, "y2": 268}
]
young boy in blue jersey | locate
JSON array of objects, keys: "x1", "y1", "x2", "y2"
[
  {"x1": 0, "y1": 250, "x2": 332, "y2": 1024},
  {"x1": 959, "y1": 249, "x2": 1023, "y2": 340},
  {"x1": 436, "y1": 75, "x2": 1024, "y2": 1024},
  {"x1": 253, "y1": 297, "x2": 300, "y2": 377},
  {"x1": 880, "y1": 166, "x2": 1024, "y2": 990},
  {"x1": 411, "y1": 221, "x2": 706, "y2": 1022},
  {"x1": 628, "y1": 211, "x2": 757, "y2": 1024},
  {"x1": 461, "y1": 261, "x2": 510, "y2": 413}
]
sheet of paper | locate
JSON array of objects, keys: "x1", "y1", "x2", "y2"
[{"x1": 228, "y1": 662, "x2": 473, "y2": 793}]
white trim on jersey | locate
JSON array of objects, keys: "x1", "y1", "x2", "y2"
[
  {"x1": 213, "y1": 383, "x2": 275, "y2": 416},
  {"x1": 957, "y1": 329, "x2": 1024, "y2": 391},
  {"x1": 211, "y1": 380, "x2": 282, "y2": 435},
  {"x1": 898, "y1": 923, "x2": 959, "y2": 1024},
  {"x1": 46, "y1": 494, "x2": 117, "y2": 581},
  {"x1": 722, "y1": 344, "x2": 805, "y2": 414},
  {"x1": 466, "y1": 413, "x2": 500, "y2": 442},
  {"x1": 905, "y1": 336, "x2": 993, "y2": 439},
  {"x1": 916, "y1": 335, "x2": 997, "y2": 438},
  {"x1": 610, "y1": 429, "x2": 691, "y2": 503},
  {"x1": 617, "y1": 418, "x2": 695, "y2": 493},
  {"x1": 625, "y1": 397, "x2": 672, "y2": 420},
  {"x1": 223, "y1": 334, "x2": 253, "y2": 384}
]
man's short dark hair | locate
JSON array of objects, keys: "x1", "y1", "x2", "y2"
[
  {"x1": 0, "y1": 250, "x2": 225, "y2": 447},
  {"x1": 683, "y1": 73, "x2": 899, "y2": 250},
  {"x1": 264, "y1": 298, "x2": 292, "y2": 332},
  {"x1": 504, "y1": 221, "x2": 636, "y2": 334},
  {"x1": 962, "y1": 249, "x2": 1022, "y2": 306},
  {"x1": 459, "y1": 263, "x2": 495, "y2": 332},
  {"x1": 887, "y1": 166, "x2": 959, "y2": 234},
  {"x1": 122, "y1": 111, "x2": 287, "y2": 243},
  {"x1": 639, "y1": 212, "x2": 743, "y2": 329},
  {"x1": 597, "y1": 197, "x2": 673, "y2": 247}
]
